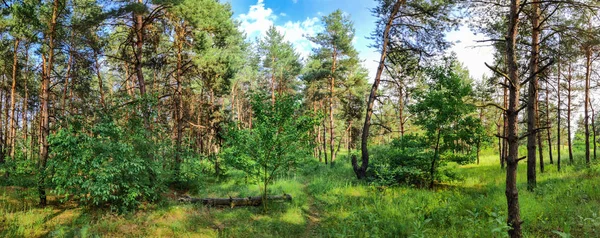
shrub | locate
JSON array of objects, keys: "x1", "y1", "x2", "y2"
[
  {"x1": 369, "y1": 135, "x2": 462, "y2": 187},
  {"x1": 48, "y1": 115, "x2": 165, "y2": 212}
]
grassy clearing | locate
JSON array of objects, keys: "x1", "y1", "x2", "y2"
[{"x1": 2, "y1": 151, "x2": 600, "y2": 237}]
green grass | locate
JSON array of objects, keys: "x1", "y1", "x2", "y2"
[{"x1": 2, "y1": 150, "x2": 600, "y2": 237}]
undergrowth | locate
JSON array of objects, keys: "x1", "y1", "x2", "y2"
[{"x1": 2, "y1": 149, "x2": 600, "y2": 237}]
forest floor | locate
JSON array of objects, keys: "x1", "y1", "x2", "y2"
[{"x1": 2, "y1": 150, "x2": 600, "y2": 237}]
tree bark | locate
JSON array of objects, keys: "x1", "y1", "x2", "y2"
[
  {"x1": 61, "y1": 32, "x2": 74, "y2": 119},
  {"x1": 271, "y1": 57, "x2": 275, "y2": 105},
  {"x1": 398, "y1": 82, "x2": 405, "y2": 137},
  {"x1": 526, "y1": 0, "x2": 540, "y2": 191},
  {"x1": 94, "y1": 51, "x2": 105, "y2": 108},
  {"x1": 567, "y1": 64, "x2": 573, "y2": 164},
  {"x1": 556, "y1": 58, "x2": 561, "y2": 171},
  {"x1": 23, "y1": 43, "x2": 29, "y2": 161},
  {"x1": 584, "y1": 46, "x2": 591, "y2": 166},
  {"x1": 430, "y1": 129, "x2": 442, "y2": 189},
  {"x1": 357, "y1": 0, "x2": 403, "y2": 179},
  {"x1": 9, "y1": 38, "x2": 19, "y2": 160},
  {"x1": 591, "y1": 102, "x2": 597, "y2": 160},
  {"x1": 544, "y1": 79, "x2": 553, "y2": 164},
  {"x1": 505, "y1": 0, "x2": 523, "y2": 236},
  {"x1": 134, "y1": 0, "x2": 146, "y2": 96},
  {"x1": 329, "y1": 47, "x2": 337, "y2": 164},
  {"x1": 179, "y1": 194, "x2": 292, "y2": 207},
  {"x1": 39, "y1": 0, "x2": 59, "y2": 207},
  {"x1": 537, "y1": 109, "x2": 544, "y2": 173},
  {"x1": 174, "y1": 22, "x2": 185, "y2": 175},
  {"x1": 502, "y1": 77, "x2": 508, "y2": 169}
]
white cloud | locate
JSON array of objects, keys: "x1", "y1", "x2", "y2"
[
  {"x1": 446, "y1": 26, "x2": 495, "y2": 81},
  {"x1": 276, "y1": 17, "x2": 321, "y2": 60},
  {"x1": 280, "y1": 12, "x2": 287, "y2": 17},
  {"x1": 360, "y1": 50, "x2": 380, "y2": 82},
  {"x1": 237, "y1": 0, "x2": 320, "y2": 61},
  {"x1": 238, "y1": 0, "x2": 277, "y2": 39}
]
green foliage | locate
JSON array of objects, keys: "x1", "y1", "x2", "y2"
[
  {"x1": 3, "y1": 152, "x2": 600, "y2": 237},
  {"x1": 223, "y1": 93, "x2": 318, "y2": 206},
  {"x1": 258, "y1": 26, "x2": 302, "y2": 93},
  {"x1": 369, "y1": 135, "x2": 462, "y2": 187},
  {"x1": 48, "y1": 114, "x2": 165, "y2": 212},
  {"x1": 407, "y1": 58, "x2": 485, "y2": 186}
]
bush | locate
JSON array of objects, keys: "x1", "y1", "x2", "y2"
[
  {"x1": 441, "y1": 152, "x2": 476, "y2": 165},
  {"x1": 369, "y1": 135, "x2": 462, "y2": 187},
  {"x1": 48, "y1": 116, "x2": 165, "y2": 212}
]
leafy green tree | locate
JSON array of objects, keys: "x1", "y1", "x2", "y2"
[
  {"x1": 223, "y1": 93, "x2": 318, "y2": 211},
  {"x1": 410, "y1": 59, "x2": 483, "y2": 188}
]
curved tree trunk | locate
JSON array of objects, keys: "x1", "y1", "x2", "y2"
[{"x1": 357, "y1": 0, "x2": 403, "y2": 179}]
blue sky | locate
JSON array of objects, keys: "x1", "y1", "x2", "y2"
[{"x1": 227, "y1": 0, "x2": 494, "y2": 80}]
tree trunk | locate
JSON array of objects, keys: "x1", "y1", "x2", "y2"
[
  {"x1": 39, "y1": 0, "x2": 59, "y2": 207},
  {"x1": 134, "y1": 0, "x2": 146, "y2": 96},
  {"x1": 179, "y1": 194, "x2": 292, "y2": 207},
  {"x1": 0, "y1": 66, "x2": 5, "y2": 166},
  {"x1": 94, "y1": 51, "x2": 105, "y2": 108},
  {"x1": 556, "y1": 58, "x2": 561, "y2": 171},
  {"x1": 61, "y1": 32, "x2": 73, "y2": 119},
  {"x1": 398, "y1": 84, "x2": 405, "y2": 137},
  {"x1": 357, "y1": 0, "x2": 403, "y2": 179},
  {"x1": 567, "y1": 64, "x2": 573, "y2": 164},
  {"x1": 271, "y1": 57, "x2": 275, "y2": 105},
  {"x1": 174, "y1": 23, "x2": 184, "y2": 175},
  {"x1": 430, "y1": 129, "x2": 441, "y2": 189},
  {"x1": 591, "y1": 103, "x2": 597, "y2": 160},
  {"x1": 329, "y1": 47, "x2": 337, "y2": 164},
  {"x1": 537, "y1": 111, "x2": 544, "y2": 173},
  {"x1": 502, "y1": 77, "x2": 508, "y2": 169},
  {"x1": 526, "y1": 0, "x2": 540, "y2": 191},
  {"x1": 22, "y1": 43, "x2": 29, "y2": 161},
  {"x1": 545, "y1": 79, "x2": 553, "y2": 164},
  {"x1": 584, "y1": 47, "x2": 591, "y2": 166},
  {"x1": 505, "y1": 0, "x2": 523, "y2": 236},
  {"x1": 322, "y1": 115, "x2": 328, "y2": 165},
  {"x1": 9, "y1": 38, "x2": 19, "y2": 160}
]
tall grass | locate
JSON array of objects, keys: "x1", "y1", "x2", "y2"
[{"x1": 2, "y1": 149, "x2": 600, "y2": 237}]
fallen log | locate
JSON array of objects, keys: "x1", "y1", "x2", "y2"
[{"x1": 178, "y1": 194, "x2": 292, "y2": 207}]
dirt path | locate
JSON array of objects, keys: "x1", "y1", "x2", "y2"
[{"x1": 301, "y1": 185, "x2": 320, "y2": 238}]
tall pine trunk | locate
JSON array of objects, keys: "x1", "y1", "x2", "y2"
[
  {"x1": 584, "y1": 47, "x2": 591, "y2": 165},
  {"x1": 9, "y1": 39, "x2": 19, "y2": 160},
  {"x1": 556, "y1": 58, "x2": 561, "y2": 171},
  {"x1": 526, "y1": 0, "x2": 540, "y2": 191},
  {"x1": 329, "y1": 47, "x2": 337, "y2": 164},
  {"x1": 567, "y1": 64, "x2": 573, "y2": 164},
  {"x1": 505, "y1": 0, "x2": 523, "y2": 236},
  {"x1": 545, "y1": 79, "x2": 553, "y2": 164},
  {"x1": 39, "y1": 0, "x2": 59, "y2": 207},
  {"x1": 591, "y1": 103, "x2": 597, "y2": 160}
]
